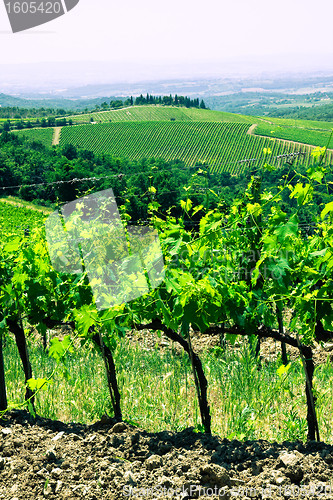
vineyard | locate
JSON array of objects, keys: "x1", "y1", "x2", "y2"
[
  {"x1": 67, "y1": 105, "x2": 255, "y2": 125},
  {"x1": 0, "y1": 201, "x2": 46, "y2": 235},
  {"x1": 1, "y1": 142, "x2": 333, "y2": 498},
  {"x1": 12, "y1": 127, "x2": 54, "y2": 147},
  {"x1": 58, "y1": 121, "x2": 319, "y2": 174},
  {"x1": 8, "y1": 107, "x2": 333, "y2": 176}
]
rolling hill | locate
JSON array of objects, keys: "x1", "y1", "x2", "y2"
[
  {"x1": 12, "y1": 105, "x2": 333, "y2": 174},
  {"x1": 67, "y1": 105, "x2": 255, "y2": 124}
]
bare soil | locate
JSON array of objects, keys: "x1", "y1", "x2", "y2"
[{"x1": 1, "y1": 409, "x2": 333, "y2": 499}]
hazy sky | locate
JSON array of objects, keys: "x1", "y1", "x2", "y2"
[{"x1": 1, "y1": 0, "x2": 333, "y2": 67}]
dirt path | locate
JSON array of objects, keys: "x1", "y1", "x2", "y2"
[
  {"x1": 247, "y1": 124, "x2": 258, "y2": 135},
  {"x1": 52, "y1": 126, "x2": 62, "y2": 146}
]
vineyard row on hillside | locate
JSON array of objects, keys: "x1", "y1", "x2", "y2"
[
  {"x1": 12, "y1": 120, "x2": 333, "y2": 175},
  {"x1": 59, "y1": 121, "x2": 325, "y2": 174}
]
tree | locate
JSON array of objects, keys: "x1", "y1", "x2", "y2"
[
  {"x1": 56, "y1": 118, "x2": 67, "y2": 127},
  {"x1": 200, "y1": 99, "x2": 206, "y2": 109},
  {"x1": 62, "y1": 144, "x2": 77, "y2": 161},
  {"x1": 48, "y1": 117, "x2": 56, "y2": 127},
  {"x1": 3, "y1": 121, "x2": 10, "y2": 132}
]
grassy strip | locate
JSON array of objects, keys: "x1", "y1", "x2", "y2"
[
  {"x1": 255, "y1": 123, "x2": 333, "y2": 148},
  {"x1": 263, "y1": 116, "x2": 333, "y2": 130},
  {"x1": 3, "y1": 334, "x2": 333, "y2": 443}
]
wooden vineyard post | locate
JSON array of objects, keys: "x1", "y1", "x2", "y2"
[
  {"x1": 182, "y1": 320, "x2": 211, "y2": 433},
  {"x1": 7, "y1": 320, "x2": 35, "y2": 407},
  {"x1": 93, "y1": 331, "x2": 122, "y2": 422},
  {"x1": 296, "y1": 335, "x2": 319, "y2": 441}
]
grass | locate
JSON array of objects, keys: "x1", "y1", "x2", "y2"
[
  {"x1": 254, "y1": 123, "x2": 333, "y2": 149},
  {"x1": 9, "y1": 106, "x2": 333, "y2": 171},
  {"x1": 261, "y1": 116, "x2": 333, "y2": 130},
  {"x1": 3, "y1": 333, "x2": 333, "y2": 443}
]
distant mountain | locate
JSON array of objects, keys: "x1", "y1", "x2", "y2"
[{"x1": 0, "y1": 93, "x2": 119, "y2": 111}]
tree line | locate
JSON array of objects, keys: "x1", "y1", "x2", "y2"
[
  {"x1": 121, "y1": 93, "x2": 207, "y2": 109},
  {"x1": 266, "y1": 102, "x2": 333, "y2": 122},
  {"x1": 96, "y1": 94, "x2": 207, "y2": 110},
  {"x1": 2, "y1": 116, "x2": 73, "y2": 132},
  {"x1": 0, "y1": 105, "x2": 68, "y2": 120}
]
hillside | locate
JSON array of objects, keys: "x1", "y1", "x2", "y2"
[
  {"x1": 67, "y1": 105, "x2": 255, "y2": 124},
  {"x1": 12, "y1": 106, "x2": 333, "y2": 173},
  {"x1": 59, "y1": 121, "x2": 320, "y2": 174}
]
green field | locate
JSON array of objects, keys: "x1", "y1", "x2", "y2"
[
  {"x1": 59, "y1": 120, "x2": 317, "y2": 174},
  {"x1": 68, "y1": 105, "x2": 255, "y2": 124},
  {"x1": 13, "y1": 127, "x2": 54, "y2": 147},
  {"x1": 254, "y1": 122, "x2": 333, "y2": 148},
  {"x1": 260, "y1": 116, "x2": 333, "y2": 130},
  {"x1": 0, "y1": 200, "x2": 47, "y2": 236}
]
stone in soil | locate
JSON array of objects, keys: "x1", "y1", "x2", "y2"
[{"x1": 0, "y1": 409, "x2": 333, "y2": 499}]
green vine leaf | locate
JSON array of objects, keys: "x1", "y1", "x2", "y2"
[
  {"x1": 26, "y1": 378, "x2": 50, "y2": 392},
  {"x1": 48, "y1": 335, "x2": 73, "y2": 363}
]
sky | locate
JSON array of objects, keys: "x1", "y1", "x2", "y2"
[{"x1": 0, "y1": 0, "x2": 333, "y2": 82}]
